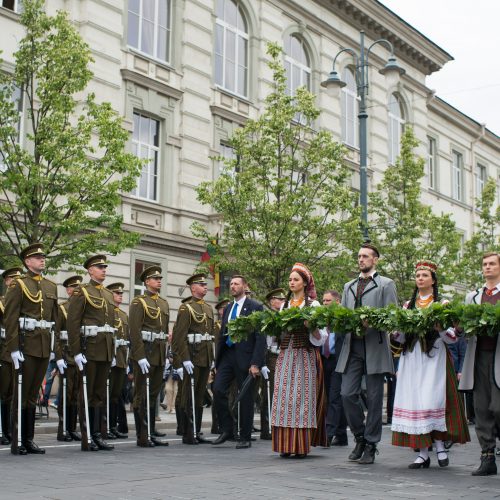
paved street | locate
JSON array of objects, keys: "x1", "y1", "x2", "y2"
[{"x1": 0, "y1": 415, "x2": 498, "y2": 500}]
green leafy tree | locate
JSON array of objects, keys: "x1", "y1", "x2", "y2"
[
  {"x1": 193, "y1": 43, "x2": 361, "y2": 297},
  {"x1": 0, "y1": 0, "x2": 141, "y2": 270},
  {"x1": 369, "y1": 127, "x2": 460, "y2": 302},
  {"x1": 456, "y1": 178, "x2": 500, "y2": 288}
]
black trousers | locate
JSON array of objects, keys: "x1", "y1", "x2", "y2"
[
  {"x1": 323, "y1": 354, "x2": 347, "y2": 440},
  {"x1": 214, "y1": 350, "x2": 255, "y2": 441}
]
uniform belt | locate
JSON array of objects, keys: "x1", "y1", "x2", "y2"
[
  {"x1": 60, "y1": 331, "x2": 69, "y2": 341},
  {"x1": 141, "y1": 331, "x2": 167, "y2": 342},
  {"x1": 268, "y1": 345, "x2": 280, "y2": 355},
  {"x1": 115, "y1": 339, "x2": 130, "y2": 347},
  {"x1": 0, "y1": 328, "x2": 5, "y2": 339},
  {"x1": 187, "y1": 333, "x2": 213, "y2": 344},
  {"x1": 81, "y1": 324, "x2": 116, "y2": 337},
  {"x1": 19, "y1": 317, "x2": 54, "y2": 331}
]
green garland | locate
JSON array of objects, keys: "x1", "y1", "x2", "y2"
[{"x1": 227, "y1": 302, "x2": 500, "y2": 343}]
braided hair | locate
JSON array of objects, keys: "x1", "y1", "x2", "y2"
[
  {"x1": 404, "y1": 270, "x2": 440, "y2": 357},
  {"x1": 284, "y1": 270, "x2": 312, "y2": 309}
]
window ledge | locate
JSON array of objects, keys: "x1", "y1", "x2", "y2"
[
  {"x1": 427, "y1": 190, "x2": 472, "y2": 210},
  {"x1": 0, "y1": 6, "x2": 20, "y2": 21},
  {"x1": 215, "y1": 86, "x2": 253, "y2": 106},
  {"x1": 127, "y1": 46, "x2": 174, "y2": 72}
]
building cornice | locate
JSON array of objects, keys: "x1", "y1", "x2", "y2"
[{"x1": 120, "y1": 69, "x2": 183, "y2": 100}]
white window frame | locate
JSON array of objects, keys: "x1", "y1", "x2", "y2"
[
  {"x1": 127, "y1": 0, "x2": 172, "y2": 64},
  {"x1": 284, "y1": 35, "x2": 311, "y2": 96},
  {"x1": 1, "y1": 0, "x2": 22, "y2": 12},
  {"x1": 341, "y1": 68, "x2": 359, "y2": 148},
  {"x1": 451, "y1": 150, "x2": 464, "y2": 202},
  {"x1": 132, "y1": 112, "x2": 160, "y2": 202},
  {"x1": 427, "y1": 136, "x2": 437, "y2": 189},
  {"x1": 475, "y1": 162, "x2": 487, "y2": 199},
  {"x1": 133, "y1": 258, "x2": 161, "y2": 296},
  {"x1": 388, "y1": 94, "x2": 405, "y2": 165},
  {"x1": 215, "y1": 0, "x2": 249, "y2": 98}
]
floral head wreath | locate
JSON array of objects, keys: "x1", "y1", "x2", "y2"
[
  {"x1": 291, "y1": 262, "x2": 317, "y2": 300},
  {"x1": 415, "y1": 260, "x2": 438, "y2": 273}
]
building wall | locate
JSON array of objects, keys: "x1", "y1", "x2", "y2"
[{"x1": 0, "y1": 0, "x2": 499, "y2": 320}]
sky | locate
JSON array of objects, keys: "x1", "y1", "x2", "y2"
[{"x1": 379, "y1": 0, "x2": 500, "y2": 136}]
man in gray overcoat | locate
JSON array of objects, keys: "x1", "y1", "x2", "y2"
[
  {"x1": 336, "y1": 243, "x2": 397, "y2": 464},
  {"x1": 458, "y1": 252, "x2": 500, "y2": 476}
]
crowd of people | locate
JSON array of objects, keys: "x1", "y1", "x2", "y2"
[{"x1": 0, "y1": 242, "x2": 499, "y2": 477}]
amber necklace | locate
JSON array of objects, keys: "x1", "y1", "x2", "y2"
[
  {"x1": 416, "y1": 293, "x2": 433, "y2": 309},
  {"x1": 290, "y1": 295, "x2": 305, "y2": 308}
]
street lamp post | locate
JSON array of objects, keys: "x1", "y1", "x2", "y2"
[{"x1": 321, "y1": 31, "x2": 405, "y2": 241}]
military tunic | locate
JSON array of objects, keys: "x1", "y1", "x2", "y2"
[
  {"x1": 66, "y1": 279, "x2": 115, "y2": 407},
  {"x1": 172, "y1": 296, "x2": 215, "y2": 434},
  {"x1": 4, "y1": 270, "x2": 59, "y2": 408},
  {"x1": 109, "y1": 307, "x2": 129, "y2": 405},
  {"x1": 129, "y1": 290, "x2": 169, "y2": 411},
  {"x1": 0, "y1": 297, "x2": 14, "y2": 440}
]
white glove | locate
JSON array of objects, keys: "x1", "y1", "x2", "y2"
[
  {"x1": 10, "y1": 350, "x2": 24, "y2": 370},
  {"x1": 111, "y1": 357, "x2": 116, "y2": 368},
  {"x1": 183, "y1": 360, "x2": 194, "y2": 375},
  {"x1": 56, "y1": 359, "x2": 67, "y2": 374},
  {"x1": 176, "y1": 368, "x2": 184, "y2": 381},
  {"x1": 210, "y1": 360, "x2": 215, "y2": 370},
  {"x1": 74, "y1": 353, "x2": 87, "y2": 371},
  {"x1": 126, "y1": 365, "x2": 130, "y2": 375},
  {"x1": 261, "y1": 366, "x2": 270, "y2": 380},
  {"x1": 138, "y1": 358, "x2": 150, "y2": 374},
  {"x1": 165, "y1": 358, "x2": 171, "y2": 370},
  {"x1": 50, "y1": 352, "x2": 55, "y2": 361}
]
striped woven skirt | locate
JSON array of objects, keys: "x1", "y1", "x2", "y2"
[{"x1": 392, "y1": 349, "x2": 470, "y2": 448}]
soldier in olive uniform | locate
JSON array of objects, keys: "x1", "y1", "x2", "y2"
[
  {"x1": 54, "y1": 275, "x2": 83, "y2": 442},
  {"x1": 4, "y1": 244, "x2": 59, "y2": 455},
  {"x1": 172, "y1": 274, "x2": 215, "y2": 444},
  {"x1": 106, "y1": 282, "x2": 129, "y2": 439},
  {"x1": 210, "y1": 298, "x2": 230, "y2": 435},
  {"x1": 129, "y1": 265, "x2": 169, "y2": 447},
  {"x1": 0, "y1": 267, "x2": 23, "y2": 445},
  {"x1": 260, "y1": 288, "x2": 286, "y2": 440},
  {"x1": 67, "y1": 255, "x2": 116, "y2": 452}
]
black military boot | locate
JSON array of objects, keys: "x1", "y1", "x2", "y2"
[
  {"x1": 134, "y1": 408, "x2": 154, "y2": 447},
  {"x1": 68, "y1": 405, "x2": 81, "y2": 441},
  {"x1": 472, "y1": 450, "x2": 497, "y2": 476},
  {"x1": 91, "y1": 408, "x2": 114, "y2": 451},
  {"x1": 150, "y1": 407, "x2": 168, "y2": 446},
  {"x1": 358, "y1": 442, "x2": 379, "y2": 464},
  {"x1": 348, "y1": 434, "x2": 366, "y2": 461},
  {"x1": 182, "y1": 410, "x2": 198, "y2": 445},
  {"x1": 1, "y1": 401, "x2": 12, "y2": 445},
  {"x1": 195, "y1": 407, "x2": 211, "y2": 443},
  {"x1": 110, "y1": 403, "x2": 127, "y2": 438},
  {"x1": 11, "y1": 408, "x2": 27, "y2": 455},
  {"x1": 24, "y1": 408, "x2": 45, "y2": 454}
]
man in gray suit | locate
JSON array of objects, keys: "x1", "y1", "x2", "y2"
[
  {"x1": 336, "y1": 243, "x2": 397, "y2": 464},
  {"x1": 459, "y1": 252, "x2": 500, "y2": 476}
]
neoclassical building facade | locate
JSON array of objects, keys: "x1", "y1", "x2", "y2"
[{"x1": 1, "y1": 0, "x2": 499, "y2": 317}]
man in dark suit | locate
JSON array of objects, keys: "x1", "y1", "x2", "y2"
[{"x1": 212, "y1": 275, "x2": 265, "y2": 449}]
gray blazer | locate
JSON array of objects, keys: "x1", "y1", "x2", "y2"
[
  {"x1": 336, "y1": 273, "x2": 398, "y2": 375},
  {"x1": 458, "y1": 288, "x2": 500, "y2": 391}
]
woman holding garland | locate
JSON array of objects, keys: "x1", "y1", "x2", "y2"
[
  {"x1": 391, "y1": 260, "x2": 470, "y2": 468},
  {"x1": 271, "y1": 263, "x2": 329, "y2": 458}
]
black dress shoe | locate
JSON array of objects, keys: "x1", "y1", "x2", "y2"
[
  {"x1": 151, "y1": 436, "x2": 169, "y2": 446},
  {"x1": 68, "y1": 431, "x2": 82, "y2": 441},
  {"x1": 280, "y1": 452, "x2": 291, "y2": 458},
  {"x1": 182, "y1": 435, "x2": 198, "y2": 445},
  {"x1": 260, "y1": 433, "x2": 272, "y2": 441},
  {"x1": 137, "y1": 439, "x2": 155, "y2": 448},
  {"x1": 25, "y1": 440, "x2": 46, "y2": 454},
  {"x1": 1, "y1": 435, "x2": 11, "y2": 445},
  {"x1": 105, "y1": 432, "x2": 117, "y2": 440},
  {"x1": 110, "y1": 428, "x2": 128, "y2": 439},
  {"x1": 437, "y1": 451, "x2": 449, "y2": 467},
  {"x1": 57, "y1": 432, "x2": 73, "y2": 442},
  {"x1": 212, "y1": 432, "x2": 233, "y2": 445},
  {"x1": 92, "y1": 434, "x2": 114, "y2": 451},
  {"x1": 152, "y1": 429, "x2": 166, "y2": 437},
  {"x1": 196, "y1": 434, "x2": 212, "y2": 444},
  {"x1": 331, "y1": 436, "x2": 348, "y2": 447},
  {"x1": 235, "y1": 440, "x2": 251, "y2": 449},
  {"x1": 408, "y1": 456, "x2": 431, "y2": 469},
  {"x1": 11, "y1": 445, "x2": 28, "y2": 455}
]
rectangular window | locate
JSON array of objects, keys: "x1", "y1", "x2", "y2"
[
  {"x1": 127, "y1": 0, "x2": 171, "y2": 63},
  {"x1": 134, "y1": 259, "x2": 161, "y2": 296},
  {"x1": 0, "y1": 85, "x2": 23, "y2": 172},
  {"x1": 475, "y1": 163, "x2": 487, "y2": 199},
  {"x1": 1, "y1": 0, "x2": 22, "y2": 11},
  {"x1": 427, "y1": 137, "x2": 437, "y2": 189},
  {"x1": 132, "y1": 112, "x2": 160, "y2": 202},
  {"x1": 451, "y1": 150, "x2": 463, "y2": 202}
]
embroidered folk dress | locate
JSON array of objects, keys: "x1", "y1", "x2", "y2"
[
  {"x1": 271, "y1": 299, "x2": 328, "y2": 454},
  {"x1": 391, "y1": 297, "x2": 470, "y2": 448}
]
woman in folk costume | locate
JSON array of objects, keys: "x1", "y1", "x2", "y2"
[
  {"x1": 271, "y1": 263, "x2": 329, "y2": 458},
  {"x1": 391, "y1": 260, "x2": 470, "y2": 468}
]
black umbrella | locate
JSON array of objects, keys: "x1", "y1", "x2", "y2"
[{"x1": 231, "y1": 374, "x2": 255, "y2": 412}]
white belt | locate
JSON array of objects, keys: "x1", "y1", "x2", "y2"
[
  {"x1": 60, "y1": 331, "x2": 68, "y2": 341},
  {"x1": 187, "y1": 333, "x2": 213, "y2": 344},
  {"x1": 81, "y1": 324, "x2": 116, "y2": 337},
  {"x1": 141, "y1": 331, "x2": 167, "y2": 342},
  {"x1": 269, "y1": 345, "x2": 280, "y2": 355},
  {"x1": 115, "y1": 339, "x2": 130, "y2": 347},
  {"x1": 0, "y1": 328, "x2": 5, "y2": 339},
  {"x1": 19, "y1": 318, "x2": 54, "y2": 331}
]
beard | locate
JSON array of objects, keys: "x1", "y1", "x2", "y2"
[{"x1": 358, "y1": 264, "x2": 373, "y2": 274}]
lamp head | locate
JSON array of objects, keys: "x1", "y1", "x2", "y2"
[
  {"x1": 321, "y1": 70, "x2": 346, "y2": 98},
  {"x1": 379, "y1": 56, "x2": 405, "y2": 88}
]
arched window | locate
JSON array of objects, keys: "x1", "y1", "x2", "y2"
[
  {"x1": 215, "y1": 0, "x2": 249, "y2": 97},
  {"x1": 341, "y1": 68, "x2": 358, "y2": 148},
  {"x1": 284, "y1": 34, "x2": 311, "y2": 95},
  {"x1": 388, "y1": 94, "x2": 405, "y2": 164}
]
